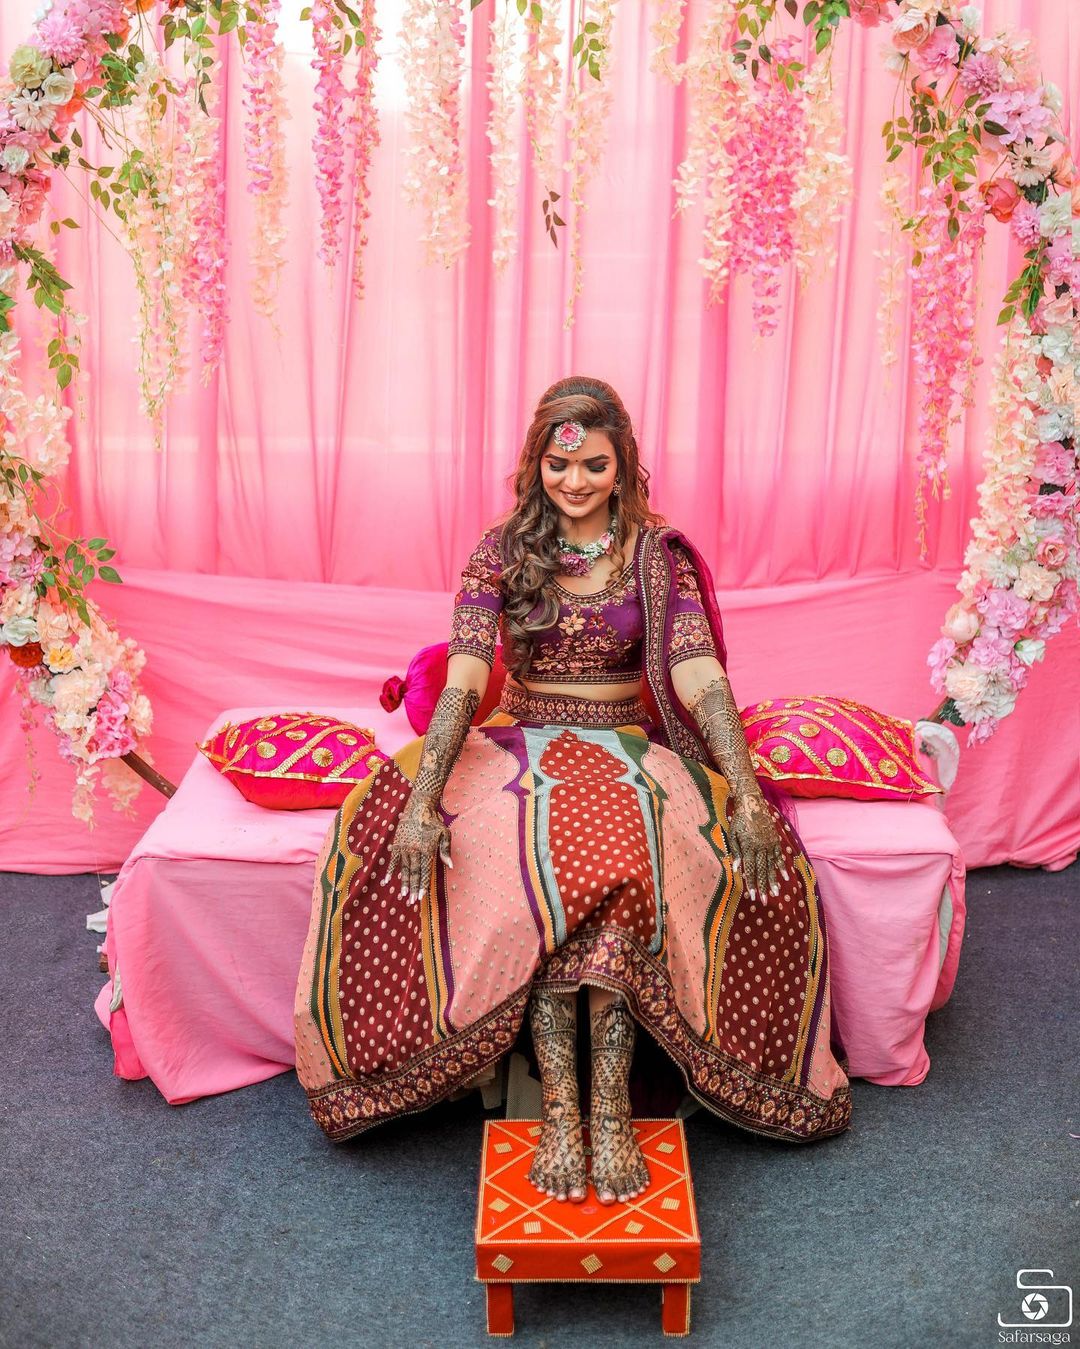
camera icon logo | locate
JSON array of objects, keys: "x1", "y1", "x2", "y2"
[{"x1": 997, "y1": 1269, "x2": 1074, "y2": 1329}]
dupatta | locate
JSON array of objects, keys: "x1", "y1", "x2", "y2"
[{"x1": 636, "y1": 524, "x2": 796, "y2": 822}]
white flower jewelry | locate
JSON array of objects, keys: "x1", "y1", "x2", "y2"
[{"x1": 556, "y1": 512, "x2": 618, "y2": 578}]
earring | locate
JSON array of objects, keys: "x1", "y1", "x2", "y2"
[{"x1": 612, "y1": 477, "x2": 621, "y2": 496}]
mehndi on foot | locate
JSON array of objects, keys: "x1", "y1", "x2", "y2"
[
  {"x1": 527, "y1": 989, "x2": 587, "y2": 1203},
  {"x1": 589, "y1": 998, "x2": 649, "y2": 1204}
]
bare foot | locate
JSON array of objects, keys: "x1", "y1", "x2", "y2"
[
  {"x1": 527, "y1": 989, "x2": 587, "y2": 1203},
  {"x1": 590, "y1": 1109, "x2": 649, "y2": 1204},
  {"x1": 589, "y1": 997, "x2": 650, "y2": 1204},
  {"x1": 527, "y1": 1099, "x2": 587, "y2": 1203}
]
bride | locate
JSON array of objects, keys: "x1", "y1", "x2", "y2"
[{"x1": 294, "y1": 375, "x2": 851, "y2": 1205}]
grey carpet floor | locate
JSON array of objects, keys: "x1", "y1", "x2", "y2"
[{"x1": 1, "y1": 863, "x2": 1077, "y2": 1349}]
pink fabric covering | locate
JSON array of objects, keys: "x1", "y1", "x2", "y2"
[
  {"x1": 5, "y1": 567, "x2": 1076, "y2": 873},
  {"x1": 94, "y1": 706, "x2": 965, "y2": 1102},
  {"x1": 0, "y1": 0, "x2": 1075, "y2": 872}
]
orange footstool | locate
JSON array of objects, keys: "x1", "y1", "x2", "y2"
[{"x1": 476, "y1": 1119, "x2": 700, "y2": 1336}]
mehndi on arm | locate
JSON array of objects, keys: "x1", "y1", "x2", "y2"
[
  {"x1": 685, "y1": 673, "x2": 789, "y2": 903},
  {"x1": 386, "y1": 684, "x2": 480, "y2": 905}
]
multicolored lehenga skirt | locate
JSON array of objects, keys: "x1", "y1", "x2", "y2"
[{"x1": 294, "y1": 684, "x2": 853, "y2": 1145}]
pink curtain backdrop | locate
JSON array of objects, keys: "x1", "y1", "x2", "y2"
[{"x1": 0, "y1": 0, "x2": 1077, "y2": 872}]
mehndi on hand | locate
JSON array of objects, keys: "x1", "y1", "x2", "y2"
[
  {"x1": 384, "y1": 684, "x2": 479, "y2": 905},
  {"x1": 684, "y1": 674, "x2": 790, "y2": 904}
]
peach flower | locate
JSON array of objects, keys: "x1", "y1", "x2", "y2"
[
  {"x1": 892, "y1": 10, "x2": 935, "y2": 49},
  {"x1": 1035, "y1": 538, "x2": 1068, "y2": 569},
  {"x1": 943, "y1": 602, "x2": 980, "y2": 643}
]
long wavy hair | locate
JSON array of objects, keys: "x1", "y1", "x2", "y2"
[{"x1": 494, "y1": 376, "x2": 666, "y2": 681}]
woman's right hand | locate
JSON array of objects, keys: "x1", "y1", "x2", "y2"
[{"x1": 385, "y1": 794, "x2": 454, "y2": 905}]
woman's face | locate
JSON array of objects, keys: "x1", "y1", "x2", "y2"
[{"x1": 539, "y1": 428, "x2": 619, "y2": 528}]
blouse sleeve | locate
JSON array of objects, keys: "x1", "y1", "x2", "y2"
[
  {"x1": 447, "y1": 528, "x2": 504, "y2": 668},
  {"x1": 667, "y1": 541, "x2": 720, "y2": 670}
]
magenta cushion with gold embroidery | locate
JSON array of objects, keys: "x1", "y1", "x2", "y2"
[
  {"x1": 740, "y1": 696, "x2": 943, "y2": 801},
  {"x1": 198, "y1": 713, "x2": 388, "y2": 810}
]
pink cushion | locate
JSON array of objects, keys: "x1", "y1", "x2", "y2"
[
  {"x1": 381, "y1": 642, "x2": 508, "y2": 734},
  {"x1": 197, "y1": 711, "x2": 388, "y2": 810},
  {"x1": 741, "y1": 695, "x2": 944, "y2": 801}
]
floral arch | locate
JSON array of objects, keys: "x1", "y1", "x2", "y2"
[{"x1": 0, "y1": 0, "x2": 1075, "y2": 820}]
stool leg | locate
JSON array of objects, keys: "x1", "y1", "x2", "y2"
[
  {"x1": 662, "y1": 1283, "x2": 691, "y2": 1336},
  {"x1": 486, "y1": 1283, "x2": 514, "y2": 1336}
]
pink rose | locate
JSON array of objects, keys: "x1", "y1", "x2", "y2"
[
  {"x1": 1009, "y1": 200, "x2": 1041, "y2": 248},
  {"x1": 1034, "y1": 538, "x2": 1068, "y2": 569},
  {"x1": 980, "y1": 178, "x2": 1020, "y2": 222}
]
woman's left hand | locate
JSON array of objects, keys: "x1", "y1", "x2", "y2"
[{"x1": 730, "y1": 793, "x2": 789, "y2": 904}]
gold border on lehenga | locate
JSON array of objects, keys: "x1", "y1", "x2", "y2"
[{"x1": 498, "y1": 682, "x2": 650, "y2": 729}]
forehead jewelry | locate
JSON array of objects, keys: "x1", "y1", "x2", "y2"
[{"x1": 552, "y1": 419, "x2": 587, "y2": 452}]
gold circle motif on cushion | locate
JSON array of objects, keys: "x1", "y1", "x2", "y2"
[
  {"x1": 285, "y1": 729, "x2": 307, "y2": 740},
  {"x1": 336, "y1": 733, "x2": 358, "y2": 745},
  {"x1": 255, "y1": 740, "x2": 277, "y2": 759},
  {"x1": 814, "y1": 707, "x2": 835, "y2": 716},
  {"x1": 879, "y1": 758, "x2": 899, "y2": 778},
  {"x1": 798, "y1": 723, "x2": 820, "y2": 737},
  {"x1": 769, "y1": 744, "x2": 792, "y2": 764},
  {"x1": 826, "y1": 747, "x2": 848, "y2": 767},
  {"x1": 783, "y1": 699, "x2": 802, "y2": 708},
  {"x1": 255, "y1": 718, "x2": 277, "y2": 731},
  {"x1": 311, "y1": 747, "x2": 335, "y2": 768}
]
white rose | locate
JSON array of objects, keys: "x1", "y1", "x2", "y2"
[
  {"x1": 27, "y1": 676, "x2": 54, "y2": 706},
  {"x1": 1, "y1": 614, "x2": 40, "y2": 646},
  {"x1": 883, "y1": 48, "x2": 907, "y2": 74},
  {"x1": 40, "y1": 69, "x2": 75, "y2": 106},
  {"x1": 1013, "y1": 638, "x2": 1046, "y2": 666},
  {"x1": 1038, "y1": 194, "x2": 1072, "y2": 239},
  {"x1": 0, "y1": 266, "x2": 14, "y2": 290},
  {"x1": 1036, "y1": 410, "x2": 1067, "y2": 443},
  {"x1": 1041, "y1": 82, "x2": 1063, "y2": 116},
  {"x1": 1040, "y1": 326, "x2": 1075, "y2": 366},
  {"x1": 958, "y1": 5, "x2": 981, "y2": 32},
  {"x1": 1, "y1": 144, "x2": 30, "y2": 174}
]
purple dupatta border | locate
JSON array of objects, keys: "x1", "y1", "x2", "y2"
[{"x1": 638, "y1": 525, "x2": 801, "y2": 832}]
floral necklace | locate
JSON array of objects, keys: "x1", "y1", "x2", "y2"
[{"x1": 556, "y1": 513, "x2": 617, "y2": 578}]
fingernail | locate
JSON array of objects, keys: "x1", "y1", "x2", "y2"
[
  {"x1": 770, "y1": 883, "x2": 779, "y2": 897},
  {"x1": 445, "y1": 856, "x2": 454, "y2": 869},
  {"x1": 400, "y1": 883, "x2": 408, "y2": 898}
]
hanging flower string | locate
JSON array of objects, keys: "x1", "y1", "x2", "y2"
[
  {"x1": 562, "y1": 0, "x2": 619, "y2": 328},
  {"x1": 400, "y1": 0, "x2": 470, "y2": 269},
  {"x1": 348, "y1": 0, "x2": 382, "y2": 302},
  {"x1": 243, "y1": 0, "x2": 291, "y2": 326},
  {"x1": 309, "y1": 0, "x2": 350, "y2": 271},
  {"x1": 907, "y1": 180, "x2": 988, "y2": 553},
  {"x1": 485, "y1": 0, "x2": 522, "y2": 275}
]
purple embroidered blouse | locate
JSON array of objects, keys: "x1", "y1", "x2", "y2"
[{"x1": 447, "y1": 524, "x2": 718, "y2": 684}]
